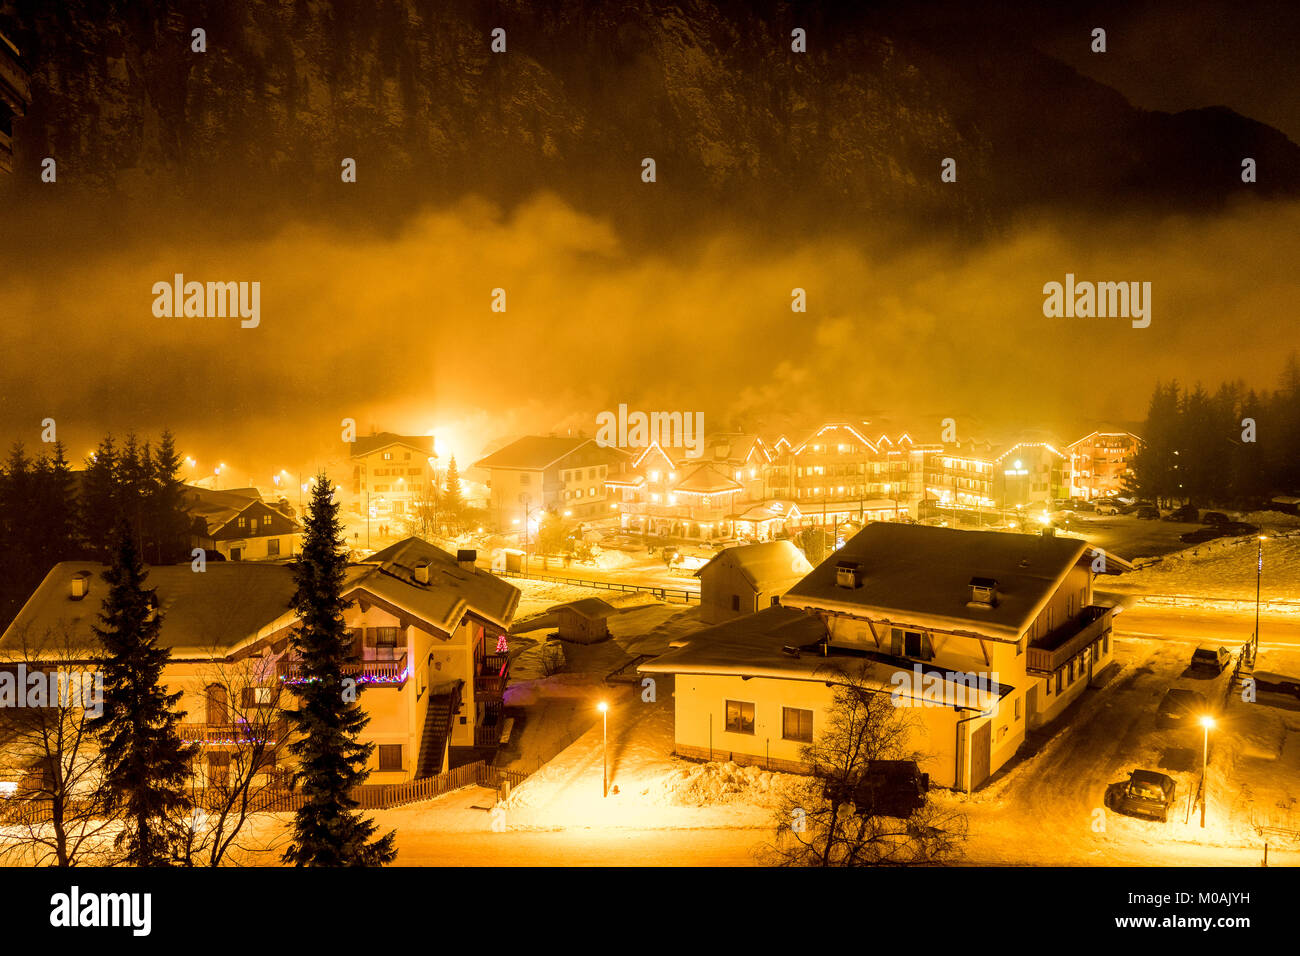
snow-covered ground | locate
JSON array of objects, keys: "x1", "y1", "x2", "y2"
[{"x1": 1112, "y1": 530, "x2": 1300, "y2": 605}]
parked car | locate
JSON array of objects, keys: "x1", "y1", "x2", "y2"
[
  {"x1": 1135, "y1": 505, "x2": 1161, "y2": 520},
  {"x1": 1164, "y1": 504, "x2": 1199, "y2": 522},
  {"x1": 1156, "y1": 688, "x2": 1211, "y2": 729},
  {"x1": 1093, "y1": 499, "x2": 1122, "y2": 515},
  {"x1": 1189, "y1": 644, "x2": 1231, "y2": 676},
  {"x1": 1121, "y1": 501, "x2": 1156, "y2": 515},
  {"x1": 1222, "y1": 521, "x2": 1260, "y2": 536},
  {"x1": 1202, "y1": 511, "x2": 1230, "y2": 526},
  {"x1": 1180, "y1": 527, "x2": 1224, "y2": 544},
  {"x1": 1115, "y1": 770, "x2": 1177, "y2": 822}
]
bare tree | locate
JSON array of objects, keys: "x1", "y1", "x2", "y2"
[
  {"x1": 170, "y1": 649, "x2": 295, "y2": 866},
  {"x1": 759, "y1": 663, "x2": 967, "y2": 866},
  {"x1": 0, "y1": 627, "x2": 120, "y2": 867}
]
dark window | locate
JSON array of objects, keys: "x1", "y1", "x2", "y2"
[
  {"x1": 725, "y1": 700, "x2": 755, "y2": 735},
  {"x1": 903, "y1": 630, "x2": 933, "y2": 661},
  {"x1": 771, "y1": 596, "x2": 780, "y2": 607},
  {"x1": 731, "y1": 594, "x2": 740, "y2": 611},
  {"x1": 1056, "y1": 670, "x2": 1063, "y2": 694},
  {"x1": 378, "y1": 745, "x2": 403, "y2": 771},
  {"x1": 782, "y1": 707, "x2": 813, "y2": 742},
  {"x1": 267, "y1": 538, "x2": 281, "y2": 557}
]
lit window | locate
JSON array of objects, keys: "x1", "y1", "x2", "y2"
[{"x1": 725, "y1": 700, "x2": 755, "y2": 735}]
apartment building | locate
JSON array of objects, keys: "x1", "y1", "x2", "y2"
[
  {"x1": 348, "y1": 431, "x2": 437, "y2": 518},
  {"x1": 1067, "y1": 431, "x2": 1142, "y2": 500}
]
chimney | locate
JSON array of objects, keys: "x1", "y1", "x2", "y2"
[
  {"x1": 835, "y1": 561, "x2": 862, "y2": 589},
  {"x1": 69, "y1": 570, "x2": 91, "y2": 600},
  {"x1": 414, "y1": 561, "x2": 431, "y2": 585},
  {"x1": 457, "y1": 549, "x2": 477, "y2": 573},
  {"x1": 968, "y1": 577, "x2": 999, "y2": 608}
]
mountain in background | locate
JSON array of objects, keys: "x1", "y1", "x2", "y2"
[{"x1": 1, "y1": 0, "x2": 1296, "y2": 241}]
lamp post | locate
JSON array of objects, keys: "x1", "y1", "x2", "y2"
[
  {"x1": 597, "y1": 700, "x2": 609, "y2": 798},
  {"x1": 1199, "y1": 714, "x2": 1215, "y2": 828},
  {"x1": 1255, "y1": 536, "x2": 1267, "y2": 661}
]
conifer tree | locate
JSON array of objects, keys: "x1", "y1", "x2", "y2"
[
  {"x1": 79, "y1": 436, "x2": 120, "y2": 560},
  {"x1": 282, "y1": 474, "x2": 396, "y2": 867},
  {"x1": 89, "y1": 525, "x2": 193, "y2": 865},
  {"x1": 442, "y1": 455, "x2": 464, "y2": 533},
  {"x1": 149, "y1": 430, "x2": 189, "y2": 563}
]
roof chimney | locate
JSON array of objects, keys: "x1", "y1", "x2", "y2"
[
  {"x1": 968, "y1": 577, "x2": 999, "y2": 608},
  {"x1": 835, "y1": 561, "x2": 862, "y2": 589},
  {"x1": 414, "y1": 561, "x2": 431, "y2": 585},
  {"x1": 69, "y1": 570, "x2": 91, "y2": 601},
  {"x1": 457, "y1": 549, "x2": 477, "y2": 573}
]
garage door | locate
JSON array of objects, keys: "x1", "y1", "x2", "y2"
[{"x1": 970, "y1": 721, "x2": 992, "y2": 789}]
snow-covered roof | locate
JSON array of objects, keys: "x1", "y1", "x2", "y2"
[
  {"x1": 782, "y1": 523, "x2": 1088, "y2": 641},
  {"x1": 696, "y1": 541, "x2": 812, "y2": 590},
  {"x1": 2, "y1": 537, "x2": 521, "y2": 661},
  {"x1": 551, "y1": 597, "x2": 616, "y2": 620},
  {"x1": 350, "y1": 432, "x2": 435, "y2": 460},
  {"x1": 732, "y1": 500, "x2": 802, "y2": 522},
  {"x1": 673, "y1": 464, "x2": 744, "y2": 495},
  {"x1": 0, "y1": 561, "x2": 300, "y2": 659},
  {"x1": 474, "y1": 435, "x2": 592, "y2": 471},
  {"x1": 355, "y1": 537, "x2": 520, "y2": 632},
  {"x1": 639, "y1": 605, "x2": 1015, "y2": 703},
  {"x1": 183, "y1": 484, "x2": 301, "y2": 536}
]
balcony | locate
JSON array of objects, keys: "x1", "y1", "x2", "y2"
[
  {"x1": 475, "y1": 651, "x2": 509, "y2": 698},
  {"x1": 179, "y1": 720, "x2": 285, "y2": 746},
  {"x1": 277, "y1": 652, "x2": 409, "y2": 686},
  {"x1": 1026, "y1": 605, "x2": 1112, "y2": 675}
]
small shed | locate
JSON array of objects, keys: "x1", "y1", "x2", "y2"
[
  {"x1": 696, "y1": 540, "x2": 814, "y2": 624},
  {"x1": 553, "y1": 597, "x2": 616, "y2": 644}
]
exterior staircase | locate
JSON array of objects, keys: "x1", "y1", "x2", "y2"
[{"x1": 417, "y1": 680, "x2": 462, "y2": 778}]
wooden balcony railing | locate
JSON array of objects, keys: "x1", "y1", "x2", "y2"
[
  {"x1": 1026, "y1": 606, "x2": 1112, "y2": 675},
  {"x1": 179, "y1": 721, "x2": 286, "y2": 745},
  {"x1": 277, "y1": 653, "x2": 409, "y2": 686},
  {"x1": 475, "y1": 651, "x2": 509, "y2": 698}
]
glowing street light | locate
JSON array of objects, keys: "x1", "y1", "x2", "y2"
[
  {"x1": 597, "y1": 700, "x2": 609, "y2": 798},
  {"x1": 1199, "y1": 714, "x2": 1215, "y2": 828},
  {"x1": 1254, "y1": 535, "x2": 1267, "y2": 661}
]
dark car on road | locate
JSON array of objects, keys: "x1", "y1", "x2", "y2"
[
  {"x1": 1135, "y1": 505, "x2": 1161, "y2": 520},
  {"x1": 1164, "y1": 504, "x2": 1198, "y2": 522},
  {"x1": 1189, "y1": 644, "x2": 1231, "y2": 676},
  {"x1": 1156, "y1": 688, "x2": 1211, "y2": 729},
  {"x1": 1114, "y1": 770, "x2": 1178, "y2": 822},
  {"x1": 1221, "y1": 521, "x2": 1260, "y2": 536},
  {"x1": 1202, "y1": 511, "x2": 1230, "y2": 526}
]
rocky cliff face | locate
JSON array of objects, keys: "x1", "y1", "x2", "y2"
[{"x1": 2, "y1": 0, "x2": 1296, "y2": 238}]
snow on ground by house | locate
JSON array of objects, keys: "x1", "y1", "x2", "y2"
[
  {"x1": 1111, "y1": 531, "x2": 1300, "y2": 603},
  {"x1": 500, "y1": 673, "x2": 801, "y2": 833}
]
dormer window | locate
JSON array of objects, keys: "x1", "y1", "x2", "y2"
[{"x1": 836, "y1": 561, "x2": 862, "y2": 589}]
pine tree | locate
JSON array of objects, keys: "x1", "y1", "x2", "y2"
[
  {"x1": 282, "y1": 474, "x2": 396, "y2": 867},
  {"x1": 149, "y1": 431, "x2": 189, "y2": 563},
  {"x1": 442, "y1": 455, "x2": 464, "y2": 531},
  {"x1": 79, "y1": 436, "x2": 120, "y2": 560},
  {"x1": 89, "y1": 525, "x2": 193, "y2": 865}
]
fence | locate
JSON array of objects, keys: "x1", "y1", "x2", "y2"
[{"x1": 496, "y1": 569, "x2": 700, "y2": 605}]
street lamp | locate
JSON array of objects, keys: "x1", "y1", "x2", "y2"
[
  {"x1": 1199, "y1": 714, "x2": 1215, "y2": 828},
  {"x1": 1254, "y1": 536, "x2": 1267, "y2": 661},
  {"x1": 597, "y1": 700, "x2": 609, "y2": 798}
]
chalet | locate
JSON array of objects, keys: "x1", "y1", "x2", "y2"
[
  {"x1": 184, "y1": 485, "x2": 302, "y2": 561},
  {"x1": 696, "y1": 541, "x2": 813, "y2": 624},
  {"x1": 348, "y1": 431, "x2": 437, "y2": 519},
  {"x1": 0, "y1": 537, "x2": 520, "y2": 786},
  {"x1": 475, "y1": 435, "x2": 629, "y2": 527},
  {"x1": 643, "y1": 523, "x2": 1114, "y2": 790}
]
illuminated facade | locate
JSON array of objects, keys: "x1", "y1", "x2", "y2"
[
  {"x1": 349, "y1": 431, "x2": 437, "y2": 518},
  {"x1": 1067, "y1": 430, "x2": 1142, "y2": 499}
]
